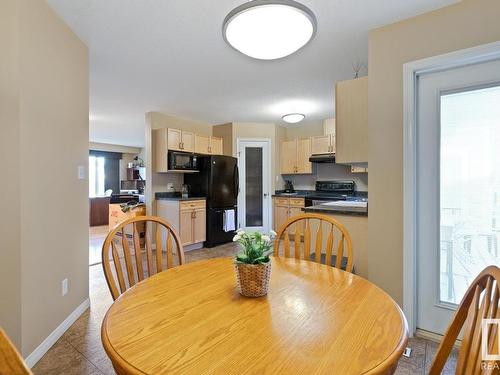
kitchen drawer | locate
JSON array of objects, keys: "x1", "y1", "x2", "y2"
[
  {"x1": 180, "y1": 200, "x2": 206, "y2": 211},
  {"x1": 289, "y1": 198, "x2": 305, "y2": 207},
  {"x1": 273, "y1": 197, "x2": 289, "y2": 205}
]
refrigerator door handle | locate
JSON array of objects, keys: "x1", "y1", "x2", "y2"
[{"x1": 234, "y1": 164, "x2": 239, "y2": 199}]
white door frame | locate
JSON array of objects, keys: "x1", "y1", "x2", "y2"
[
  {"x1": 403, "y1": 41, "x2": 500, "y2": 336},
  {"x1": 236, "y1": 138, "x2": 272, "y2": 232}
]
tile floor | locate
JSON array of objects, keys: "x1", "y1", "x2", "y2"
[
  {"x1": 32, "y1": 231, "x2": 457, "y2": 374},
  {"x1": 89, "y1": 226, "x2": 109, "y2": 266}
]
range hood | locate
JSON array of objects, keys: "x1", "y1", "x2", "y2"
[{"x1": 309, "y1": 153, "x2": 335, "y2": 163}]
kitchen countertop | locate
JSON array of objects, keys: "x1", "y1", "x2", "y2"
[
  {"x1": 155, "y1": 192, "x2": 206, "y2": 201},
  {"x1": 303, "y1": 205, "x2": 368, "y2": 216},
  {"x1": 272, "y1": 190, "x2": 368, "y2": 199},
  {"x1": 272, "y1": 190, "x2": 314, "y2": 198}
]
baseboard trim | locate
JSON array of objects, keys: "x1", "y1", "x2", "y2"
[
  {"x1": 416, "y1": 328, "x2": 461, "y2": 349},
  {"x1": 25, "y1": 298, "x2": 90, "y2": 368}
]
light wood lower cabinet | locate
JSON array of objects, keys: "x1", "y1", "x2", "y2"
[
  {"x1": 273, "y1": 197, "x2": 305, "y2": 232},
  {"x1": 156, "y1": 199, "x2": 206, "y2": 246},
  {"x1": 193, "y1": 208, "x2": 206, "y2": 243}
]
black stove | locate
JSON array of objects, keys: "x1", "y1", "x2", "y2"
[{"x1": 305, "y1": 180, "x2": 356, "y2": 207}]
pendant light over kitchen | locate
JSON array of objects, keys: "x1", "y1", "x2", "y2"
[{"x1": 223, "y1": 0, "x2": 317, "y2": 60}]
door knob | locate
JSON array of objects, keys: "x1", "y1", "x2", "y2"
[{"x1": 264, "y1": 193, "x2": 268, "y2": 197}]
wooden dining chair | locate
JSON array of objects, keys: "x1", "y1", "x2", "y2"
[
  {"x1": 0, "y1": 328, "x2": 32, "y2": 375},
  {"x1": 429, "y1": 265, "x2": 500, "y2": 375},
  {"x1": 273, "y1": 213, "x2": 354, "y2": 273},
  {"x1": 102, "y1": 215, "x2": 185, "y2": 300}
]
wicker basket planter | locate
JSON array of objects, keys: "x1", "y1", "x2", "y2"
[{"x1": 235, "y1": 261, "x2": 271, "y2": 297}]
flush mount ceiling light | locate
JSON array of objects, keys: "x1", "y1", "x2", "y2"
[
  {"x1": 223, "y1": 0, "x2": 317, "y2": 60},
  {"x1": 282, "y1": 113, "x2": 305, "y2": 123}
]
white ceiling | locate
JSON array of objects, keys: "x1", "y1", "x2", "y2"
[{"x1": 47, "y1": 0, "x2": 458, "y2": 147}]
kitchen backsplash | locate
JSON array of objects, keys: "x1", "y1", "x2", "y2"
[{"x1": 284, "y1": 163, "x2": 368, "y2": 191}]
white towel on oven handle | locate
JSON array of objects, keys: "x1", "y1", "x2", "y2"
[{"x1": 223, "y1": 209, "x2": 235, "y2": 232}]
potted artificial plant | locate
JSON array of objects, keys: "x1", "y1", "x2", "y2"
[{"x1": 233, "y1": 229, "x2": 276, "y2": 297}]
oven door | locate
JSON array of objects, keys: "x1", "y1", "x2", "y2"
[{"x1": 168, "y1": 151, "x2": 197, "y2": 171}]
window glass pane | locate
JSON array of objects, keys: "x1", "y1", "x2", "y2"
[
  {"x1": 440, "y1": 85, "x2": 500, "y2": 304},
  {"x1": 89, "y1": 156, "x2": 105, "y2": 197},
  {"x1": 96, "y1": 157, "x2": 105, "y2": 196},
  {"x1": 245, "y1": 147, "x2": 263, "y2": 227}
]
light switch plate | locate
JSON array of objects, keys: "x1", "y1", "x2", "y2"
[
  {"x1": 62, "y1": 278, "x2": 68, "y2": 296},
  {"x1": 77, "y1": 165, "x2": 85, "y2": 180}
]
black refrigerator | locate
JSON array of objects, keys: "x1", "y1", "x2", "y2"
[{"x1": 185, "y1": 155, "x2": 238, "y2": 247}]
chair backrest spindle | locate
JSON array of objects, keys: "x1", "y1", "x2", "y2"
[
  {"x1": 273, "y1": 213, "x2": 353, "y2": 273},
  {"x1": 102, "y1": 215, "x2": 184, "y2": 300},
  {"x1": 429, "y1": 266, "x2": 500, "y2": 374}
]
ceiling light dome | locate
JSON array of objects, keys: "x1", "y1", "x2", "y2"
[
  {"x1": 282, "y1": 113, "x2": 305, "y2": 123},
  {"x1": 223, "y1": 0, "x2": 317, "y2": 60}
]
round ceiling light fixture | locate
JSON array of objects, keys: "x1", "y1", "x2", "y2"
[
  {"x1": 223, "y1": 0, "x2": 317, "y2": 60},
  {"x1": 282, "y1": 113, "x2": 305, "y2": 123}
]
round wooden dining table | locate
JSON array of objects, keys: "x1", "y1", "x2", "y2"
[{"x1": 102, "y1": 257, "x2": 408, "y2": 375}]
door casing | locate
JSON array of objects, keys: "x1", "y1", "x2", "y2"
[
  {"x1": 236, "y1": 138, "x2": 272, "y2": 232},
  {"x1": 403, "y1": 40, "x2": 500, "y2": 336}
]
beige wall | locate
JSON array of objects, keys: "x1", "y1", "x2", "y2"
[
  {"x1": 149, "y1": 112, "x2": 212, "y2": 134},
  {"x1": 368, "y1": 0, "x2": 500, "y2": 305},
  {"x1": 89, "y1": 142, "x2": 141, "y2": 154},
  {"x1": 0, "y1": 0, "x2": 89, "y2": 356},
  {"x1": 0, "y1": 0, "x2": 22, "y2": 349},
  {"x1": 284, "y1": 120, "x2": 324, "y2": 139}
]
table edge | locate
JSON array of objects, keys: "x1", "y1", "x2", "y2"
[{"x1": 101, "y1": 257, "x2": 409, "y2": 374}]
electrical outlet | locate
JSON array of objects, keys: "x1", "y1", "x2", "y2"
[{"x1": 62, "y1": 278, "x2": 68, "y2": 296}]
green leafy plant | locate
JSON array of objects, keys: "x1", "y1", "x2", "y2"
[{"x1": 234, "y1": 229, "x2": 277, "y2": 264}]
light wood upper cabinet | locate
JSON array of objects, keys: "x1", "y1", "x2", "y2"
[
  {"x1": 195, "y1": 134, "x2": 210, "y2": 154},
  {"x1": 154, "y1": 128, "x2": 225, "y2": 172},
  {"x1": 280, "y1": 138, "x2": 312, "y2": 175},
  {"x1": 194, "y1": 135, "x2": 223, "y2": 155},
  {"x1": 210, "y1": 137, "x2": 223, "y2": 155},
  {"x1": 167, "y1": 128, "x2": 194, "y2": 152},
  {"x1": 323, "y1": 118, "x2": 336, "y2": 135},
  {"x1": 181, "y1": 131, "x2": 194, "y2": 152},
  {"x1": 311, "y1": 135, "x2": 334, "y2": 155},
  {"x1": 167, "y1": 128, "x2": 182, "y2": 151},
  {"x1": 335, "y1": 76, "x2": 368, "y2": 164},
  {"x1": 280, "y1": 140, "x2": 296, "y2": 174},
  {"x1": 296, "y1": 138, "x2": 312, "y2": 174}
]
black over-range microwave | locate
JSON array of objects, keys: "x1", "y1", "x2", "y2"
[{"x1": 168, "y1": 150, "x2": 198, "y2": 171}]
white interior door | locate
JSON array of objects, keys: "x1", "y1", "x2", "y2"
[
  {"x1": 416, "y1": 58, "x2": 500, "y2": 335},
  {"x1": 237, "y1": 139, "x2": 271, "y2": 233}
]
